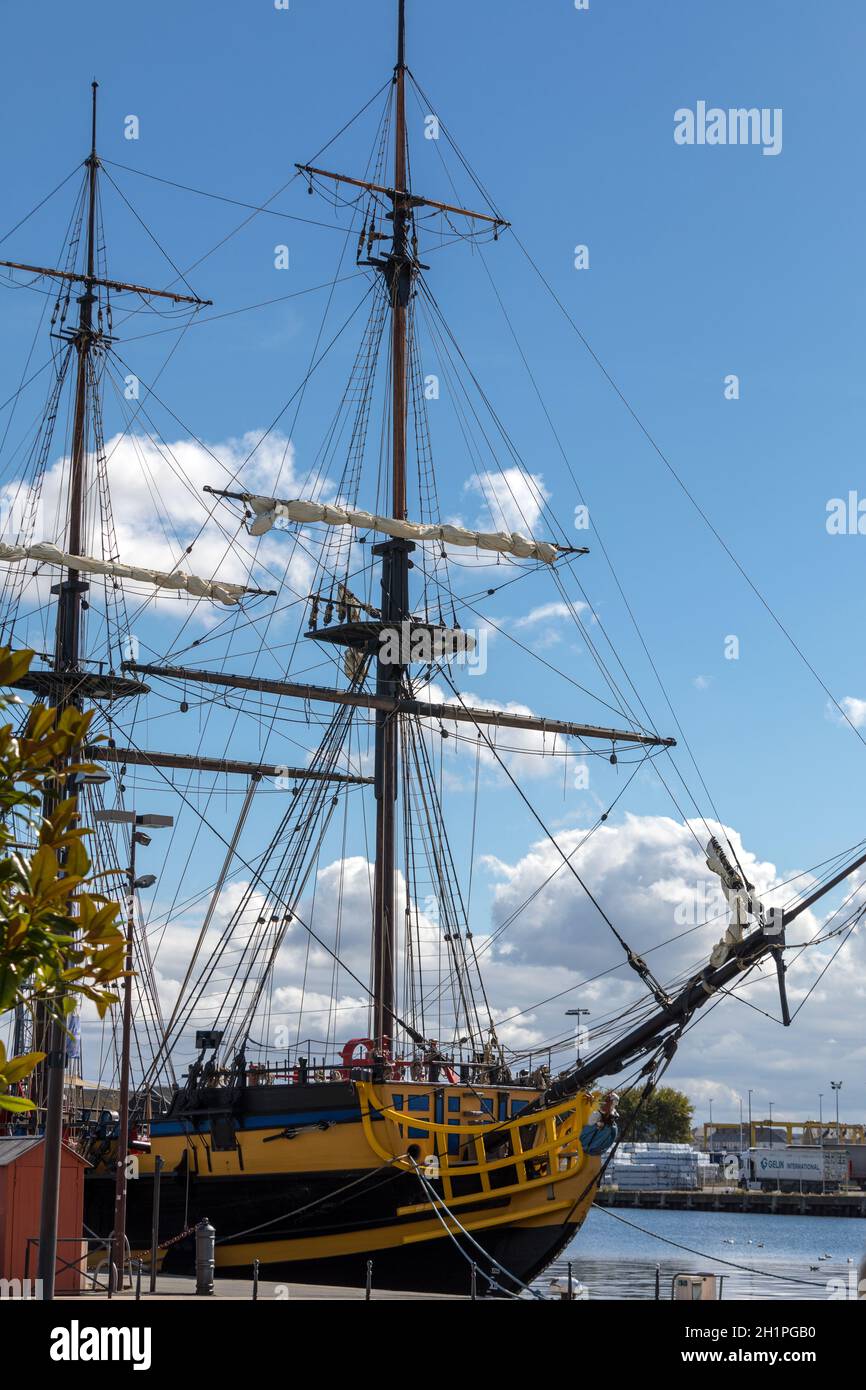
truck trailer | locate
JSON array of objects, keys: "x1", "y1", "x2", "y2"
[{"x1": 739, "y1": 1146, "x2": 850, "y2": 1192}]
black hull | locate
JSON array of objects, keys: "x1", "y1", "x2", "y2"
[
  {"x1": 84, "y1": 1166, "x2": 579, "y2": 1297},
  {"x1": 215, "y1": 1223, "x2": 577, "y2": 1296}
]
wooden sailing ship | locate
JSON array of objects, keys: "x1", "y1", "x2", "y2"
[{"x1": 2, "y1": 1, "x2": 864, "y2": 1297}]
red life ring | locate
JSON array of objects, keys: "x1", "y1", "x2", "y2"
[{"x1": 339, "y1": 1037, "x2": 377, "y2": 1080}]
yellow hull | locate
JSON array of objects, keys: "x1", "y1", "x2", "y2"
[{"x1": 87, "y1": 1080, "x2": 601, "y2": 1293}]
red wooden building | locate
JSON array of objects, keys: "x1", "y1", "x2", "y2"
[{"x1": 0, "y1": 1135, "x2": 87, "y2": 1292}]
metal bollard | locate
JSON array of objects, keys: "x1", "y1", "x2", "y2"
[
  {"x1": 252, "y1": 1258, "x2": 260, "y2": 1301},
  {"x1": 567, "y1": 1261, "x2": 573, "y2": 1299},
  {"x1": 365, "y1": 1259, "x2": 373, "y2": 1300},
  {"x1": 135, "y1": 1260, "x2": 142, "y2": 1301},
  {"x1": 195, "y1": 1218, "x2": 215, "y2": 1295},
  {"x1": 470, "y1": 1262, "x2": 477, "y2": 1301}
]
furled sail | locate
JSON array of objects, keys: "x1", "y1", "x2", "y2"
[
  {"x1": 0, "y1": 540, "x2": 254, "y2": 606},
  {"x1": 241, "y1": 493, "x2": 583, "y2": 565}
]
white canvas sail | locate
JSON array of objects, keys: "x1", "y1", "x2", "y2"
[
  {"x1": 243, "y1": 494, "x2": 574, "y2": 565},
  {"x1": 0, "y1": 540, "x2": 252, "y2": 606}
]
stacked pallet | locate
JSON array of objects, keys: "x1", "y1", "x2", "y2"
[{"x1": 600, "y1": 1142, "x2": 717, "y2": 1191}]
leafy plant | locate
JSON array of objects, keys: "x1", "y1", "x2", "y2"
[
  {"x1": 0, "y1": 648, "x2": 125, "y2": 1113},
  {"x1": 617, "y1": 1085, "x2": 695, "y2": 1144}
]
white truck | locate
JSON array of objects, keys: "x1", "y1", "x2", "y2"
[{"x1": 738, "y1": 1146, "x2": 850, "y2": 1192}]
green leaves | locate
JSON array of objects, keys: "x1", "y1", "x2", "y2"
[
  {"x1": 0, "y1": 1040, "x2": 45, "y2": 1113},
  {"x1": 0, "y1": 648, "x2": 35, "y2": 688},
  {"x1": 0, "y1": 647, "x2": 126, "y2": 1075},
  {"x1": 1, "y1": 1050, "x2": 45, "y2": 1084},
  {"x1": 0, "y1": 1093, "x2": 38, "y2": 1114}
]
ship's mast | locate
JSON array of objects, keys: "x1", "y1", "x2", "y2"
[
  {"x1": 371, "y1": 0, "x2": 414, "y2": 1050},
  {"x1": 391, "y1": 0, "x2": 409, "y2": 524},
  {"x1": 57, "y1": 81, "x2": 98, "y2": 673},
  {"x1": 36, "y1": 80, "x2": 100, "y2": 1300},
  {"x1": 166, "y1": 3, "x2": 673, "y2": 1060},
  {"x1": 197, "y1": 0, "x2": 663, "y2": 1050},
  {"x1": 11, "y1": 84, "x2": 210, "y2": 1300},
  {"x1": 33, "y1": 80, "x2": 101, "y2": 1120}
]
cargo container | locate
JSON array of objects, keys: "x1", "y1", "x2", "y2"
[{"x1": 739, "y1": 1146, "x2": 850, "y2": 1192}]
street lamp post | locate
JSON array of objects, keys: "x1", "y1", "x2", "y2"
[
  {"x1": 36, "y1": 768, "x2": 112, "y2": 1299},
  {"x1": 95, "y1": 809, "x2": 173, "y2": 1291},
  {"x1": 819, "y1": 1093, "x2": 825, "y2": 1195},
  {"x1": 738, "y1": 1097, "x2": 744, "y2": 1152},
  {"x1": 831, "y1": 1081, "x2": 842, "y2": 1139}
]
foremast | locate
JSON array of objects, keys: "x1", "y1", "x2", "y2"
[
  {"x1": 2, "y1": 83, "x2": 211, "y2": 1298},
  {"x1": 34, "y1": 79, "x2": 100, "y2": 1301},
  {"x1": 372, "y1": 0, "x2": 413, "y2": 1051}
]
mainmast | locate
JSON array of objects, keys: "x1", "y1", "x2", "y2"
[
  {"x1": 391, "y1": 0, "x2": 409, "y2": 525},
  {"x1": 197, "y1": 2, "x2": 671, "y2": 1058},
  {"x1": 371, "y1": 0, "x2": 414, "y2": 1050}
]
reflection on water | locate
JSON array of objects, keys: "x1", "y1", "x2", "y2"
[{"x1": 534, "y1": 1206, "x2": 865, "y2": 1300}]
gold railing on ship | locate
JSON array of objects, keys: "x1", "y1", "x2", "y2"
[{"x1": 357, "y1": 1084, "x2": 592, "y2": 1210}]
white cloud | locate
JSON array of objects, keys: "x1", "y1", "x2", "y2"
[
  {"x1": 837, "y1": 696, "x2": 866, "y2": 728},
  {"x1": 413, "y1": 677, "x2": 569, "y2": 781},
  {"x1": 464, "y1": 466, "x2": 549, "y2": 536},
  {"x1": 514, "y1": 602, "x2": 575, "y2": 629},
  {"x1": 59, "y1": 806, "x2": 866, "y2": 1117},
  {"x1": 512, "y1": 600, "x2": 590, "y2": 652},
  {"x1": 475, "y1": 812, "x2": 866, "y2": 1116},
  {"x1": 0, "y1": 428, "x2": 320, "y2": 623}
]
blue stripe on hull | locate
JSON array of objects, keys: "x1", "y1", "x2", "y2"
[{"x1": 153, "y1": 1107, "x2": 364, "y2": 1136}]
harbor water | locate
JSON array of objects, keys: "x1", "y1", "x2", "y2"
[{"x1": 538, "y1": 1206, "x2": 865, "y2": 1300}]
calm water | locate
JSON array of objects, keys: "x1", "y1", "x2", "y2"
[{"x1": 536, "y1": 1206, "x2": 865, "y2": 1300}]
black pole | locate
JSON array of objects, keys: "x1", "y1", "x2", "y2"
[
  {"x1": 111, "y1": 827, "x2": 137, "y2": 1287},
  {"x1": 37, "y1": 87, "x2": 100, "y2": 1302},
  {"x1": 149, "y1": 1153, "x2": 163, "y2": 1293}
]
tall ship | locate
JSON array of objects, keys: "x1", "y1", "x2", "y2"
[{"x1": 1, "y1": 2, "x2": 863, "y2": 1296}]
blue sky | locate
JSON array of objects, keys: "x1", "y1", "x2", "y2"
[{"x1": 1, "y1": 0, "x2": 865, "y2": 1122}]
